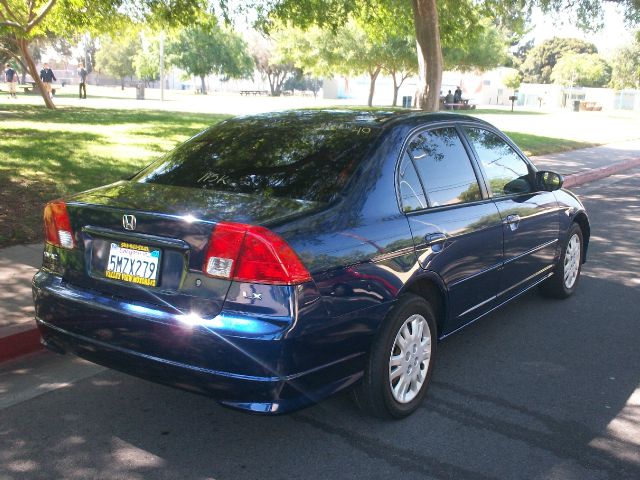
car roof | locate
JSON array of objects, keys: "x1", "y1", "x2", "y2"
[{"x1": 229, "y1": 109, "x2": 493, "y2": 132}]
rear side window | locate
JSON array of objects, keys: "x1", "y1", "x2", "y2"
[
  {"x1": 464, "y1": 128, "x2": 532, "y2": 197},
  {"x1": 407, "y1": 127, "x2": 482, "y2": 207},
  {"x1": 398, "y1": 153, "x2": 427, "y2": 212},
  {"x1": 134, "y1": 113, "x2": 383, "y2": 203}
]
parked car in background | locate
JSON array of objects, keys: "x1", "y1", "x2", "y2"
[{"x1": 33, "y1": 109, "x2": 590, "y2": 418}]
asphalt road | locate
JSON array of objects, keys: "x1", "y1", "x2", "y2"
[{"x1": 1, "y1": 171, "x2": 639, "y2": 480}]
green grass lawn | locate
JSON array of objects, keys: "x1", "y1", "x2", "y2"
[
  {"x1": 0, "y1": 103, "x2": 229, "y2": 247},
  {"x1": 0, "y1": 102, "x2": 597, "y2": 248},
  {"x1": 502, "y1": 132, "x2": 598, "y2": 157}
]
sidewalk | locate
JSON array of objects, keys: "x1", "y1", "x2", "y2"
[
  {"x1": 1, "y1": 140, "x2": 639, "y2": 363},
  {"x1": 532, "y1": 139, "x2": 640, "y2": 175},
  {"x1": 0, "y1": 243, "x2": 44, "y2": 361}
]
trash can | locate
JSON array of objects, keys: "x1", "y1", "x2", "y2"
[
  {"x1": 572, "y1": 100, "x2": 580, "y2": 112},
  {"x1": 136, "y1": 83, "x2": 145, "y2": 100},
  {"x1": 402, "y1": 95, "x2": 413, "y2": 108}
]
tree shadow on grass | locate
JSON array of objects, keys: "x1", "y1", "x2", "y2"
[{"x1": 0, "y1": 129, "x2": 153, "y2": 247}]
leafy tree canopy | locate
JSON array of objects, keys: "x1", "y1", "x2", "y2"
[
  {"x1": 502, "y1": 68, "x2": 522, "y2": 91},
  {"x1": 0, "y1": 0, "x2": 208, "y2": 108},
  {"x1": 550, "y1": 52, "x2": 611, "y2": 87},
  {"x1": 521, "y1": 37, "x2": 597, "y2": 83},
  {"x1": 95, "y1": 30, "x2": 140, "y2": 87},
  {"x1": 609, "y1": 34, "x2": 640, "y2": 89},
  {"x1": 168, "y1": 16, "x2": 254, "y2": 94},
  {"x1": 133, "y1": 32, "x2": 161, "y2": 83}
]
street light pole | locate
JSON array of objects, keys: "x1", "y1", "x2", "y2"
[{"x1": 160, "y1": 31, "x2": 165, "y2": 102}]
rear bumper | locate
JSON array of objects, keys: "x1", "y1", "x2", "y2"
[{"x1": 33, "y1": 271, "x2": 365, "y2": 414}]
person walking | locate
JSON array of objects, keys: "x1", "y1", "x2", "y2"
[
  {"x1": 4, "y1": 63, "x2": 18, "y2": 99},
  {"x1": 77, "y1": 63, "x2": 87, "y2": 99},
  {"x1": 39, "y1": 63, "x2": 56, "y2": 98}
]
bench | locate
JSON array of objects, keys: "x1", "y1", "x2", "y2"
[
  {"x1": 240, "y1": 90, "x2": 269, "y2": 96},
  {"x1": 443, "y1": 102, "x2": 476, "y2": 110}
]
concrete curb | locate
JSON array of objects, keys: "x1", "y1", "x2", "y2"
[
  {"x1": 1, "y1": 157, "x2": 640, "y2": 365},
  {"x1": 563, "y1": 157, "x2": 640, "y2": 188},
  {"x1": 0, "y1": 327, "x2": 42, "y2": 363}
]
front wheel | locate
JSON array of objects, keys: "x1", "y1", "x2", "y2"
[
  {"x1": 540, "y1": 223, "x2": 583, "y2": 299},
  {"x1": 353, "y1": 294, "x2": 437, "y2": 419}
]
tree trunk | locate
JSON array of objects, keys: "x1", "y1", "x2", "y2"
[
  {"x1": 391, "y1": 71, "x2": 399, "y2": 107},
  {"x1": 200, "y1": 75, "x2": 207, "y2": 94},
  {"x1": 121, "y1": 78, "x2": 124, "y2": 90},
  {"x1": 16, "y1": 38, "x2": 55, "y2": 109},
  {"x1": 367, "y1": 66, "x2": 381, "y2": 107},
  {"x1": 412, "y1": 0, "x2": 443, "y2": 111},
  {"x1": 267, "y1": 72, "x2": 275, "y2": 95}
]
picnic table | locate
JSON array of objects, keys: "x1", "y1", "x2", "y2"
[
  {"x1": 442, "y1": 98, "x2": 476, "y2": 110},
  {"x1": 239, "y1": 90, "x2": 269, "y2": 96},
  {"x1": 580, "y1": 101, "x2": 602, "y2": 112},
  {"x1": 18, "y1": 81, "x2": 57, "y2": 95}
]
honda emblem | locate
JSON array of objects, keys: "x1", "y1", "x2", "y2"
[{"x1": 122, "y1": 214, "x2": 136, "y2": 231}]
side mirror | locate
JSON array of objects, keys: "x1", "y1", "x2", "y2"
[{"x1": 537, "y1": 171, "x2": 564, "y2": 191}]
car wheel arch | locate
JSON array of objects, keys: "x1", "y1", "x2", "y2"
[
  {"x1": 572, "y1": 211, "x2": 590, "y2": 263},
  {"x1": 398, "y1": 274, "x2": 447, "y2": 337}
]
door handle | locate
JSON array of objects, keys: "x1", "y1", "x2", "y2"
[
  {"x1": 424, "y1": 232, "x2": 447, "y2": 245},
  {"x1": 505, "y1": 214, "x2": 521, "y2": 231},
  {"x1": 424, "y1": 233, "x2": 447, "y2": 252}
]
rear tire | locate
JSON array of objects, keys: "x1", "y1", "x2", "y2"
[
  {"x1": 540, "y1": 223, "x2": 583, "y2": 299},
  {"x1": 353, "y1": 294, "x2": 437, "y2": 419}
]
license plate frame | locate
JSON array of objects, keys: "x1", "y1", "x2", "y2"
[{"x1": 105, "y1": 241, "x2": 162, "y2": 287}]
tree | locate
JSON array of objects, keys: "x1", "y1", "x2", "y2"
[
  {"x1": 551, "y1": 53, "x2": 611, "y2": 87},
  {"x1": 133, "y1": 33, "x2": 160, "y2": 85},
  {"x1": 283, "y1": 69, "x2": 323, "y2": 96},
  {"x1": 0, "y1": 0, "x2": 207, "y2": 109},
  {"x1": 442, "y1": 20, "x2": 508, "y2": 72},
  {"x1": 249, "y1": 32, "x2": 296, "y2": 96},
  {"x1": 380, "y1": 35, "x2": 418, "y2": 106},
  {"x1": 521, "y1": 37, "x2": 597, "y2": 84},
  {"x1": 502, "y1": 68, "x2": 522, "y2": 93},
  {"x1": 232, "y1": 0, "x2": 640, "y2": 111},
  {"x1": 609, "y1": 36, "x2": 640, "y2": 89},
  {"x1": 96, "y1": 32, "x2": 140, "y2": 89},
  {"x1": 169, "y1": 17, "x2": 253, "y2": 94}
]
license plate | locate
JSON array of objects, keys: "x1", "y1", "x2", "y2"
[{"x1": 105, "y1": 242, "x2": 161, "y2": 287}]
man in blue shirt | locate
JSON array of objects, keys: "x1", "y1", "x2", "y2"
[
  {"x1": 39, "y1": 63, "x2": 56, "y2": 98},
  {"x1": 5, "y1": 63, "x2": 18, "y2": 99}
]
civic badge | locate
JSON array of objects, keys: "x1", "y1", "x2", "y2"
[{"x1": 122, "y1": 214, "x2": 136, "y2": 231}]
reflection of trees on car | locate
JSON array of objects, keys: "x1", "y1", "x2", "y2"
[{"x1": 137, "y1": 110, "x2": 388, "y2": 204}]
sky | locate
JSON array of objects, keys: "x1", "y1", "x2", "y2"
[{"x1": 526, "y1": 3, "x2": 635, "y2": 56}]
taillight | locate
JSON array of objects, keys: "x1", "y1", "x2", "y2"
[
  {"x1": 43, "y1": 200, "x2": 75, "y2": 249},
  {"x1": 203, "y1": 222, "x2": 311, "y2": 285}
]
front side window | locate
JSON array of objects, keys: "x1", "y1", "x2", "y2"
[
  {"x1": 407, "y1": 127, "x2": 482, "y2": 207},
  {"x1": 464, "y1": 128, "x2": 532, "y2": 197}
]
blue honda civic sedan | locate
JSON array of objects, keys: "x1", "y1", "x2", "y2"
[{"x1": 33, "y1": 109, "x2": 590, "y2": 418}]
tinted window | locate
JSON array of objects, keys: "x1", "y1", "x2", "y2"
[
  {"x1": 398, "y1": 153, "x2": 427, "y2": 212},
  {"x1": 407, "y1": 128, "x2": 481, "y2": 207},
  {"x1": 135, "y1": 112, "x2": 383, "y2": 203},
  {"x1": 465, "y1": 128, "x2": 532, "y2": 197}
]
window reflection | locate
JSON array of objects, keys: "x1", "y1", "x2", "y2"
[
  {"x1": 398, "y1": 153, "x2": 427, "y2": 212},
  {"x1": 408, "y1": 128, "x2": 482, "y2": 207},
  {"x1": 465, "y1": 128, "x2": 532, "y2": 197},
  {"x1": 135, "y1": 111, "x2": 387, "y2": 203}
]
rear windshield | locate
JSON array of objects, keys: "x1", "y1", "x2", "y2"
[{"x1": 134, "y1": 112, "x2": 383, "y2": 203}]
